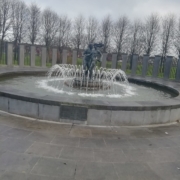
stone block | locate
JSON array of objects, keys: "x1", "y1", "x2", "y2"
[
  {"x1": 144, "y1": 109, "x2": 171, "y2": 125},
  {"x1": 111, "y1": 111, "x2": 131, "y2": 126},
  {"x1": 38, "y1": 104, "x2": 60, "y2": 122},
  {"x1": 72, "y1": 50, "x2": 77, "y2": 65},
  {"x1": 143, "y1": 110, "x2": 159, "y2": 125},
  {"x1": 19, "y1": 44, "x2": 24, "y2": 67},
  {"x1": 9, "y1": 99, "x2": 38, "y2": 118},
  {"x1": 52, "y1": 48, "x2": 57, "y2": 66},
  {"x1": 152, "y1": 56, "x2": 161, "y2": 78},
  {"x1": 6, "y1": 43, "x2": 13, "y2": 66},
  {"x1": 142, "y1": 55, "x2": 149, "y2": 77},
  {"x1": 62, "y1": 49, "x2": 67, "y2": 64},
  {"x1": 131, "y1": 54, "x2": 138, "y2": 76},
  {"x1": 164, "y1": 56, "x2": 172, "y2": 79},
  {"x1": 121, "y1": 54, "x2": 128, "y2": 71},
  {"x1": 41, "y1": 47, "x2": 46, "y2": 68},
  {"x1": 0, "y1": 96, "x2": 8, "y2": 111},
  {"x1": 176, "y1": 58, "x2": 180, "y2": 81},
  {"x1": 101, "y1": 53, "x2": 107, "y2": 68},
  {"x1": 169, "y1": 108, "x2": 180, "y2": 122},
  {"x1": 30, "y1": 46, "x2": 35, "y2": 67},
  {"x1": 111, "y1": 110, "x2": 144, "y2": 126},
  {"x1": 111, "y1": 54, "x2": 117, "y2": 69},
  {"x1": 156, "y1": 109, "x2": 171, "y2": 123},
  {"x1": 87, "y1": 109, "x2": 111, "y2": 126}
]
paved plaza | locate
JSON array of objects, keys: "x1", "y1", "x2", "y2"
[{"x1": 0, "y1": 112, "x2": 180, "y2": 179}]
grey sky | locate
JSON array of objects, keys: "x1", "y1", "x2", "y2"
[{"x1": 25, "y1": 0, "x2": 180, "y2": 20}]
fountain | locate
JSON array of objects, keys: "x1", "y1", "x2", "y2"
[
  {"x1": 35, "y1": 43, "x2": 174, "y2": 100},
  {"x1": 46, "y1": 64, "x2": 128, "y2": 95},
  {"x1": 40, "y1": 43, "x2": 130, "y2": 98}
]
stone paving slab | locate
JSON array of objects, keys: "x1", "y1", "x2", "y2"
[
  {"x1": 51, "y1": 136, "x2": 80, "y2": 147},
  {"x1": 114, "y1": 162, "x2": 163, "y2": 180},
  {"x1": 148, "y1": 162, "x2": 180, "y2": 180},
  {"x1": 0, "y1": 171, "x2": 61, "y2": 180},
  {"x1": 1, "y1": 128, "x2": 32, "y2": 139},
  {"x1": 60, "y1": 147, "x2": 94, "y2": 161},
  {"x1": 0, "y1": 137, "x2": 34, "y2": 153},
  {"x1": 26, "y1": 142, "x2": 63, "y2": 158},
  {"x1": 0, "y1": 124, "x2": 11, "y2": 134},
  {"x1": 0, "y1": 151, "x2": 39, "y2": 173},
  {"x1": 0, "y1": 113, "x2": 180, "y2": 179},
  {"x1": 25, "y1": 131, "x2": 55, "y2": 143},
  {"x1": 93, "y1": 149, "x2": 127, "y2": 163},
  {"x1": 75, "y1": 161, "x2": 118, "y2": 180},
  {"x1": 79, "y1": 138, "x2": 106, "y2": 149},
  {"x1": 31, "y1": 157, "x2": 76, "y2": 178}
]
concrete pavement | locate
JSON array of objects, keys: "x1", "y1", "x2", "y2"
[{"x1": 0, "y1": 112, "x2": 180, "y2": 179}]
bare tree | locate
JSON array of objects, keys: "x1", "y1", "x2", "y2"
[
  {"x1": 41, "y1": 8, "x2": 59, "y2": 63},
  {"x1": 0, "y1": 0, "x2": 12, "y2": 41},
  {"x1": 72, "y1": 14, "x2": 85, "y2": 56},
  {"x1": 11, "y1": 0, "x2": 28, "y2": 60},
  {"x1": 27, "y1": 3, "x2": 41, "y2": 44},
  {"x1": 53, "y1": 15, "x2": 71, "y2": 63},
  {"x1": 161, "y1": 14, "x2": 175, "y2": 63},
  {"x1": 41, "y1": 8, "x2": 59, "y2": 47},
  {"x1": 11, "y1": 0, "x2": 28, "y2": 44},
  {"x1": 127, "y1": 19, "x2": 144, "y2": 68},
  {"x1": 143, "y1": 13, "x2": 160, "y2": 56},
  {"x1": 0, "y1": 0, "x2": 12, "y2": 58},
  {"x1": 113, "y1": 15, "x2": 129, "y2": 60},
  {"x1": 57, "y1": 15, "x2": 71, "y2": 53},
  {"x1": 86, "y1": 16, "x2": 98, "y2": 45},
  {"x1": 100, "y1": 15, "x2": 112, "y2": 52},
  {"x1": 174, "y1": 17, "x2": 180, "y2": 58}
]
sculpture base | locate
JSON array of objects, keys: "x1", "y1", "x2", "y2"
[
  {"x1": 74, "y1": 78, "x2": 103, "y2": 89},
  {"x1": 65, "y1": 78, "x2": 109, "y2": 91}
]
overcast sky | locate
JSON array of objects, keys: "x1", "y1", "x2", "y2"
[{"x1": 25, "y1": 0, "x2": 180, "y2": 20}]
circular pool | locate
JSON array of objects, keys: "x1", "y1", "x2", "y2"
[
  {"x1": 0, "y1": 68, "x2": 180, "y2": 126},
  {"x1": 0, "y1": 75, "x2": 175, "y2": 101}
]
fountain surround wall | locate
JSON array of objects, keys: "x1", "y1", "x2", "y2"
[{"x1": 0, "y1": 68, "x2": 180, "y2": 126}]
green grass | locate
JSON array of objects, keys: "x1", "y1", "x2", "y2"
[
  {"x1": 77, "y1": 58, "x2": 82, "y2": 66},
  {"x1": 147, "y1": 64, "x2": 153, "y2": 76},
  {"x1": 0, "y1": 55, "x2": 177, "y2": 80},
  {"x1": 0, "y1": 53, "x2": 6, "y2": 65},
  {"x1": 169, "y1": 66, "x2": 177, "y2": 79},
  {"x1": 117, "y1": 62, "x2": 122, "y2": 69},
  {"x1": 12, "y1": 55, "x2": 52, "y2": 67},
  {"x1": 125, "y1": 64, "x2": 131, "y2": 75}
]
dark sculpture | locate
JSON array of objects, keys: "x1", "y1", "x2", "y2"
[
  {"x1": 83, "y1": 43, "x2": 103, "y2": 79},
  {"x1": 83, "y1": 44, "x2": 93, "y2": 76}
]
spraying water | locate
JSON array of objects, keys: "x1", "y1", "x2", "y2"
[{"x1": 37, "y1": 64, "x2": 132, "y2": 98}]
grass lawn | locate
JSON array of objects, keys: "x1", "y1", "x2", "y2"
[{"x1": 0, "y1": 54, "x2": 177, "y2": 80}]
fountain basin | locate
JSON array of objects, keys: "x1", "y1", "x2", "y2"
[{"x1": 0, "y1": 68, "x2": 180, "y2": 126}]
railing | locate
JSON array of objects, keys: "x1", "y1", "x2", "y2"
[{"x1": 1, "y1": 43, "x2": 180, "y2": 81}]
